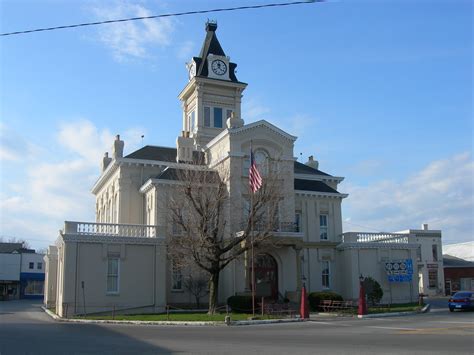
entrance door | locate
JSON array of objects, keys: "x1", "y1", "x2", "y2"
[
  {"x1": 250, "y1": 254, "x2": 278, "y2": 300},
  {"x1": 445, "y1": 280, "x2": 451, "y2": 296}
]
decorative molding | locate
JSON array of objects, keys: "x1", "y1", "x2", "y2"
[
  {"x1": 295, "y1": 190, "x2": 348, "y2": 199},
  {"x1": 61, "y1": 233, "x2": 166, "y2": 246}
]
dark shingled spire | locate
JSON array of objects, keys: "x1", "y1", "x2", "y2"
[{"x1": 194, "y1": 21, "x2": 239, "y2": 82}]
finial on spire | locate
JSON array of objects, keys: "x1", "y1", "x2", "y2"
[{"x1": 206, "y1": 20, "x2": 217, "y2": 32}]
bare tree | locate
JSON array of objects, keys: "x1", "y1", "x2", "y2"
[
  {"x1": 167, "y1": 163, "x2": 282, "y2": 314},
  {"x1": 183, "y1": 273, "x2": 209, "y2": 309}
]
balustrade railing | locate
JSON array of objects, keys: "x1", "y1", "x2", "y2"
[
  {"x1": 64, "y1": 221, "x2": 158, "y2": 238},
  {"x1": 341, "y1": 232, "x2": 410, "y2": 244}
]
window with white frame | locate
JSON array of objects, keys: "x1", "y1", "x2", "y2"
[
  {"x1": 203, "y1": 106, "x2": 232, "y2": 129},
  {"x1": 107, "y1": 257, "x2": 119, "y2": 294},
  {"x1": 189, "y1": 110, "x2": 196, "y2": 132},
  {"x1": 432, "y1": 244, "x2": 438, "y2": 261},
  {"x1": 29, "y1": 262, "x2": 34, "y2": 269},
  {"x1": 321, "y1": 260, "x2": 330, "y2": 289},
  {"x1": 320, "y1": 214, "x2": 328, "y2": 240},
  {"x1": 171, "y1": 261, "x2": 183, "y2": 291},
  {"x1": 37, "y1": 262, "x2": 42, "y2": 270}
]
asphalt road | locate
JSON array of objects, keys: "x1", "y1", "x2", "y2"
[{"x1": 1, "y1": 300, "x2": 473, "y2": 354}]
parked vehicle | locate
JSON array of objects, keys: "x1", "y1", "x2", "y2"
[{"x1": 448, "y1": 291, "x2": 474, "y2": 312}]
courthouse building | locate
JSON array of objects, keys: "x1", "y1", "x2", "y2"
[{"x1": 44, "y1": 22, "x2": 443, "y2": 317}]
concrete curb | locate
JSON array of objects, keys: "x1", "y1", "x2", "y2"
[
  {"x1": 356, "y1": 305, "x2": 429, "y2": 319},
  {"x1": 42, "y1": 307, "x2": 303, "y2": 327},
  {"x1": 230, "y1": 318, "x2": 304, "y2": 326}
]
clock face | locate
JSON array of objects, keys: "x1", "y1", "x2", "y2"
[
  {"x1": 188, "y1": 62, "x2": 196, "y2": 80},
  {"x1": 211, "y1": 60, "x2": 227, "y2": 75}
]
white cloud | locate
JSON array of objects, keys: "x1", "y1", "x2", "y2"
[
  {"x1": 0, "y1": 120, "x2": 144, "y2": 249},
  {"x1": 90, "y1": 1, "x2": 174, "y2": 61},
  {"x1": 342, "y1": 152, "x2": 474, "y2": 243}
]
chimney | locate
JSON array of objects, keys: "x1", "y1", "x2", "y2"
[
  {"x1": 101, "y1": 152, "x2": 112, "y2": 172},
  {"x1": 176, "y1": 134, "x2": 194, "y2": 163},
  {"x1": 112, "y1": 135, "x2": 124, "y2": 159},
  {"x1": 305, "y1": 155, "x2": 319, "y2": 170},
  {"x1": 422, "y1": 223, "x2": 429, "y2": 231}
]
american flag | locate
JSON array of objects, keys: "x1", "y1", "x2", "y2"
[{"x1": 249, "y1": 149, "x2": 263, "y2": 193}]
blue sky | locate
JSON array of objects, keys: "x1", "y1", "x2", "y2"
[{"x1": 1, "y1": 0, "x2": 472, "y2": 249}]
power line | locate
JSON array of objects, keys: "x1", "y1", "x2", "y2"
[{"x1": 1, "y1": 0, "x2": 321, "y2": 37}]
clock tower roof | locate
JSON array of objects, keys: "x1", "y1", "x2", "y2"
[{"x1": 193, "y1": 21, "x2": 240, "y2": 82}]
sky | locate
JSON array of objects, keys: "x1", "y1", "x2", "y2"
[{"x1": 0, "y1": 0, "x2": 472, "y2": 250}]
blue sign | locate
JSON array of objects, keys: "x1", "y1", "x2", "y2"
[{"x1": 385, "y1": 259, "x2": 413, "y2": 283}]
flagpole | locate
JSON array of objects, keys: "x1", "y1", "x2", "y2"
[{"x1": 250, "y1": 141, "x2": 256, "y2": 317}]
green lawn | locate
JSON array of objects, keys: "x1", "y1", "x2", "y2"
[{"x1": 77, "y1": 313, "x2": 279, "y2": 322}]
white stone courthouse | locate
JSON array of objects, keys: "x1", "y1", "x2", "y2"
[{"x1": 44, "y1": 22, "x2": 444, "y2": 317}]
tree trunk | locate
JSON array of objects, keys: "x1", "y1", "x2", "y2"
[
  {"x1": 195, "y1": 296, "x2": 200, "y2": 309},
  {"x1": 208, "y1": 272, "x2": 219, "y2": 314}
]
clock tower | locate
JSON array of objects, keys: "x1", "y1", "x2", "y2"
[{"x1": 178, "y1": 21, "x2": 247, "y2": 153}]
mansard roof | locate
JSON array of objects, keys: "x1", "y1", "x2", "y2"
[
  {"x1": 125, "y1": 145, "x2": 204, "y2": 164},
  {"x1": 294, "y1": 161, "x2": 331, "y2": 176},
  {"x1": 294, "y1": 179, "x2": 339, "y2": 194},
  {"x1": 125, "y1": 146, "x2": 176, "y2": 162}
]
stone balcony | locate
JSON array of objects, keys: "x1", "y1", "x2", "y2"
[
  {"x1": 62, "y1": 221, "x2": 163, "y2": 238},
  {"x1": 340, "y1": 232, "x2": 416, "y2": 244}
]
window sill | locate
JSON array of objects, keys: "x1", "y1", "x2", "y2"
[
  {"x1": 171, "y1": 289, "x2": 184, "y2": 293},
  {"x1": 106, "y1": 292, "x2": 120, "y2": 296}
]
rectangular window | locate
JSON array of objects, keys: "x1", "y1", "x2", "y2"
[
  {"x1": 29, "y1": 262, "x2": 34, "y2": 269},
  {"x1": 204, "y1": 107, "x2": 211, "y2": 127},
  {"x1": 189, "y1": 111, "x2": 196, "y2": 132},
  {"x1": 432, "y1": 245, "x2": 438, "y2": 261},
  {"x1": 214, "y1": 107, "x2": 223, "y2": 128},
  {"x1": 322, "y1": 261, "x2": 330, "y2": 289},
  {"x1": 171, "y1": 261, "x2": 183, "y2": 291},
  {"x1": 25, "y1": 280, "x2": 44, "y2": 295},
  {"x1": 416, "y1": 247, "x2": 422, "y2": 262},
  {"x1": 226, "y1": 109, "x2": 233, "y2": 119},
  {"x1": 428, "y1": 269, "x2": 438, "y2": 288},
  {"x1": 295, "y1": 212, "x2": 301, "y2": 233},
  {"x1": 320, "y1": 214, "x2": 328, "y2": 240},
  {"x1": 37, "y1": 262, "x2": 42, "y2": 270},
  {"x1": 107, "y1": 257, "x2": 119, "y2": 294}
]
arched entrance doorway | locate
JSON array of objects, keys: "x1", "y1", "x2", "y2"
[{"x1": 250, "y1": 254, "x2": 278, "y2": 300}]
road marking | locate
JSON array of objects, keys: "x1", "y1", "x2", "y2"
[{"x1": 368, "y1": 326, "x2": 416, "y2": 331}]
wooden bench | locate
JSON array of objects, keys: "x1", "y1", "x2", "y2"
[{"x1": 320, "y1": 300, "x2": 354, "y2": 312}]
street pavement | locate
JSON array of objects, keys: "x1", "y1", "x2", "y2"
[{"x1": 1, "y1": 300, "x2": 473, "y2": 354}]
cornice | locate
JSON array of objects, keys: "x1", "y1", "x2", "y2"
[
  {"x1": 91, "y1": 160, "x2": 120, "y2": 194},
  {"x1": 295, "y1": 190, "x2": 348, "y2": 199},
  {"x1": 294, "y1": 173, "x2": 345, "y2": 183},
  {"x1": 61, "y1": 233, "x2": 166, "y2": 245},
  {"x1": 336, "y1": 242, "x2": 420, "y2": 250}
]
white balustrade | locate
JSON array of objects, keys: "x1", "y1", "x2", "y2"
[
  {"x1": 341, "y1": 232, "x2": 410, "y2": 244},
  {"x1": 64, "y1": 221, "x2": 159, "y2": 238}
]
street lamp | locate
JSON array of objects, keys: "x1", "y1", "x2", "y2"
[{"x1": 358, "y1": 274, "x2": 367, "y2": 316}]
